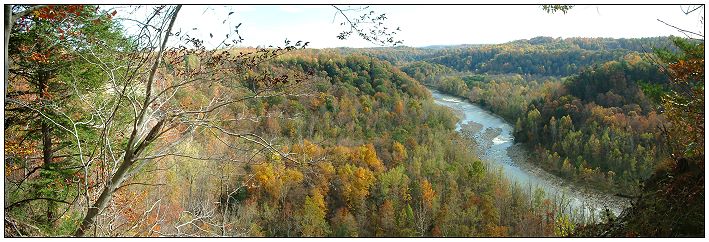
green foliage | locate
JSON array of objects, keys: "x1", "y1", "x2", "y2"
[
  {"x1": 573, "y1": 37, "x2": 704, "y2": 238},
  {"x1": 300, "y1": 191, "x2": 330, "y2": 237},
  {"x1": 424, "y1": 37, "x2": 674, "y2": 77},
  {"x1": 442, "y1": 56, "x2": 670, "y2": 194},
  {"x1": 542, "y1": 5, "x2": 574, "y2": 14},
  {"x1": 5, "y1": 5, "x2": 132, "y2": 233},
  {"x1": 400, "y1": 61, "x2": 456, "y2": 86},
  {"x1": 554, "y1": 214, "x2": 575, "y2": 236},
  {"x1": 212, "y1": 50, "x2": 567, "y2": 237},
  {"x1": 653, "y1": 37, "x2": 704, "y2": 159},
  {"x1": 637, "y1": 80, "x2": 667, "y2": 105},
  {"x1": 9, "y1": 7, "x2": 690, "y2": 236},
  {"x1": 438, "y1": 76, "x2": 469, "y2": 96}
]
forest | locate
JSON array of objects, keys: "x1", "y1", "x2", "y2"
[{"x1": 3, "y1": 4, "x2": 705, "y2": 237}]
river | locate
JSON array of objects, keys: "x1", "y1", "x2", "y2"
[{"x1": 429, "y1": 88, "x2": 630, "y2": 222}]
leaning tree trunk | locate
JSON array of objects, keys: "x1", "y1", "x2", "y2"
[
  {"x1": 73, "y1": 5, "x2": 181, "y2": 236},
  {"x1": 73, "y1": 151, "x2": 136, "y2": 236}
]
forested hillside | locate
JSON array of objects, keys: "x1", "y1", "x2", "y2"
[
  {"x1": 4, "y1": 5, "x2": 573, "y2": 236},
  {"x1": 574, "y1": 37, "x2": 704, "y2": 237},
  {"x1": 424, "y1": 36, "x2": 675, "y2": 77},
  {"x1": 513, "y1": 57, "x2": 668, "y2": 194},
  {"x1": 401, "y1": 36, "x2": 704, "y2": 236},
  {"x1": 3, "y1": 4, "x2": 704, "y2": 238},
  {"x1": 220, "y1": 51, "x2": 567, "y2": 237}
]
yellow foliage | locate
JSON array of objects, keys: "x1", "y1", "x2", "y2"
[
  {"x1": 254, "y1": 163, "x2": 281, "y2": 198},
  {"x1": 330, "y1": 145, "x2": 352, "y2": 165},
  {"x1": 310, "y1": 189, "x2": 327, "y2": 210},
  {"x1": 292, "y1": 139, "x2": 323, "y2": 161},
  {"x1": 623, "y1": 53, "x2": 642, "y2": 66},
  {"x1": 303, "y1": 140, "x2": 322, "y2": 157},
  {"x1": 249, "y1": 223, "x2": 265, "y2": 237},
  {"x1": 337, "y1": 164, "x2": 375, "y2": 208},
  {"x1": 318, "y1": 161, "x2": 335, "y2": 176},
  {"x1": 270, "y1": 152, "x2": 282, "y2": 162},
  {"x1": 554, "y1": 214, "x2": 575, "y2": 237},
  {"x1": 391, "y1": 141, "x2": 408, "y2": 166},
  {"x1": 357, "y1": 144, "x2": 384, "y2": 173},
  {"x1": 253, "y1": 161, "x2": 304, "y2": 199},
  {"x1": 284, "y1": 168, "x2": 304, "y2": 183}
]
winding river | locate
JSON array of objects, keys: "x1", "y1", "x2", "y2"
[{"x1": 429, "y1": 88, "x2": 630, "y2": 221}]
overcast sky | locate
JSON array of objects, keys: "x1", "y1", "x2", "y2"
[{"x1": 114, "y1": 5, "x2": 704, "y2": 49}]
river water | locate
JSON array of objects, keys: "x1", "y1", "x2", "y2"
[{"x1": 429, "y1": 88, "x2": 630, "y2": 221}]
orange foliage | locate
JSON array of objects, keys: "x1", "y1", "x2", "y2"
[
  {"x1": 313, "y1": 161, "x2": 335, "y2": 194},
  {"x1": 376, "y1": 199, "x2": 395, "y2": 236},
  {"x1": 393, "y1": 100, "x2": 404, "y2": 115},
  {"x1": 420, "y1": 179, "x2": 435, "y2": 209},
  {"x1": 485, "y1": 223, "x2": 509, "y2": 237},
  {"x1": 431, "y1": 225, "x2": 442, "y2": 237}
]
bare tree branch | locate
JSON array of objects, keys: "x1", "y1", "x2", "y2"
[{"x1": 657, "y1": 18, "x2": 704, "y2": 39}]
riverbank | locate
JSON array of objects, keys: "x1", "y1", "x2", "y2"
[
  {"x1": 431, "y1": 88, "x2": 630, "y2": 221},
  {"x1": 462, "y1": 120, "x2": 630, "y2": 219},
  {"x1": 506, "y1": 143, "x2": 631, "y2": 215}
]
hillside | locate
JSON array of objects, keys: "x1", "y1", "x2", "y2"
[
  {"x1": 5, "y1": 45, "x2": 569, "y2": 236},
  {"x1": 4, "y1": 4, "x2": 704, "y2": 238}
]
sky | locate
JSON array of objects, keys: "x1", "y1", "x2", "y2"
[{"x1": 111, "y1": 5, "x2": 704, "y2": 49}]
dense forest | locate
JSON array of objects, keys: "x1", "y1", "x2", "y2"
[
  {"x1": 401, "y1": 36, "x2": 704, "y2": 236},
  {"x1": 3, "y1": 4, "x2": 705, "y2": 238},
  {"x1": 406, "y1": 36, "x2": 676, "y2": 77},
  {"x1": 400, "y1": 37, "x2": 688, "y2": 194}
]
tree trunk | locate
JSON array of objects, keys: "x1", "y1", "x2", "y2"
[
  {"x1": 74, "y1": 152, "x2": 135, "y2": 236},
  {"x1": 5, "y1": 5, "x2": 12, "y2": 98},
  {"x1": 39, "y1": 71, "x2": 55, "y2": 223},
  {"x1": 73, "y1": 6, "x2": 181, "y2": 236},
  {"x1": 5, "y1": 5, "x2": 47, "y2": 98},
  {"x1": 74, "y1": 117, "x2": 166, "y2": 236}
]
